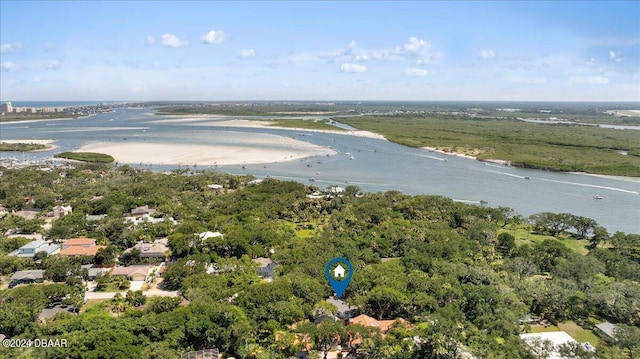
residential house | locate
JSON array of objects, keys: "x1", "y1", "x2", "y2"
[
  {"x1": 38, "y1": 305, "x2": 76, "y2": 323},
  {"x1": 252, "y1": 257, "x2": 277, "y2": 279},
  {"x1": 85, "y1": 214, "x2": 107, "y2": 222},
  {"x1": 130, "y1": 205, "x2": 156, "y2": 217},
  {"x1": 10, "y1": 269, "x2": 44, "y2": 288},
  {"x1": 199, "y1": 231, "x2": 223, "y2": 241},
  {"x1": 595, "y1": 322, "x2": 617, "y2": 340},
  {"x1": 59, "y1": 238, "x2": 106, "y2": 257},
  {"x1": 48, "y1": 205, "x2": 72, "y2": 219},
  {"x1": 349, "y1": 314, "x2": 407, "y2": 338},
  {"x1": 111, "y1": 265, "x2": 154, "y2": 281},
  {"x1": 520, "y1": 332, "x2": 578, "y2": 359},
  {"x1": 326, "y1": 296, "x2": 357, "y2": 319},
  {"x1": 124, "y1": 207, "x2": 176, "y2": 226},
  {"x1": 12, "y1": 239, "x2": 60, "y2": 258},
  {"x1": 206, "y1": 184, "x2": 224, "y2": 190},
  {"x1": 123, "y1": 238, "x2": 169, "y2": 259},
  {"x1": 87, "y1": 267, "x2": 111, "y2": 281}
]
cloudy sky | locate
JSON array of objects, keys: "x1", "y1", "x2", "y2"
[{"x1": 1, "y1": 1, "x2": 638, "y2": 101}]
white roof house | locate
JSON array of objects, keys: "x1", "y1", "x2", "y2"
[
  {"x1": 595, "y1": 322, "x2": 617, "y2": 339},
  {"x1": 520, "y1": 331, "x2": 577, "y2": 359},
  {"x1": 199, "y1": 231, "x2": 223, "y2": 240}
]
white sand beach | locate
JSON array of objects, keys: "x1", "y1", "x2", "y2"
[
  {"x1": 74, "y1": 138, "x2": 338, "y2": 166},
  {"x1": 198, "y1": 119, "x2": 388, "y2": 140},
  {"x1": 421, "y1": 146, "x2": 478, "y2": 160}
]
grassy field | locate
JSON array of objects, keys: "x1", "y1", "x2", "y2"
[
  {"x1": 338, "y1": 115, "x2": 640, "y2": 177},
  {"x1": 528, "y1": 322, "x2": 599, "y2": 346},
  {"x1": 0, "y1": 142, "x2": 50, "y2": 151},
  {"x1": 54, "y1": 151, "x2": 114, "y2": 163},
  {"x1": 500, "y1": 227, "x2": 592, "y2": 255},
  {"x1": 263, "y1": 118, "x2": 346, "y2": 131}
]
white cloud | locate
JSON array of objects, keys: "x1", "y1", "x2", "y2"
[
  {"x1": 570, "y1": 76, "x2": 609, "y2": 85},
  {"x1": 401, "y1": 37, "x2": 429, "y2": 55},
  {"x1": 200, "y1": 30, "x2": 226, "y2": 44},
  {"x1": 1, "y1": 42, "x2": 22, "y2": 54},
  {"x1": 479, "y1": 50, "x2": 495, "y2": 60},
  {"x1": 340, "y1": 63, "x2": 367, "y2": 73},
  {"x1": 1, "y1": 61, "x2": 20, "y2": 71},
  {"x1": 505, "y1": 76, "x2": 547, "y2": 85},
  {"x1": 161, "y1": 33, "x2": 187, "y2": 48},
  {"x1": 239, "y1": 49, "x2": 256, "y2": 59},
  {"x1": 146, "y1": 36, "x2": 156, "y2": 45},
  {"x1": 609, "y1": 50, "x2": 622, "y2": 62},
  {"x1": 44, "y1": 60, "x2": 62, "y2": 70},
  {"x1": 405, "y1": 67, "x2": 429, "y2": 77}
]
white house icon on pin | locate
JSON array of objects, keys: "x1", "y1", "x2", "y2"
[{"x1": 334, "y1": 264, "x2": 346, "y2": 278}]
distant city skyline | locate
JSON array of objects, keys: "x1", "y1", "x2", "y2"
[{"x1": 1, "y1": 1, "x2": 638, "y2": 102}]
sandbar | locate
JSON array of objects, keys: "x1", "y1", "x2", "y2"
[
  {"x1": 198, "y1": 119, "x2": 388, "y2": 140},
  {"x1": 74, "y1": 139, "x2": 337, "y2": 166}
]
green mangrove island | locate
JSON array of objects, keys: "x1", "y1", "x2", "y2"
[{"x1": 54, "y1": 151, "x2": 114, "y2": 163}]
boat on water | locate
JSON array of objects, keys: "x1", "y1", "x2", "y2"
[
  {"x1": 524, "y1": 176, "x2": 531, "y2": 180},
  {"x1": 309, "y1": 177, "x2": 315, "y2": 182},
  {"x1": 594, "y1": 195, "x2": 603, "y2": 200},
  {"x1": 349, "y1": 155, "x2": 355, "y2": 160},
  {"x1": 479, "y1": 200, "x2": 488, "y2": 205}
]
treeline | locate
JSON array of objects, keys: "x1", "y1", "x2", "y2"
[{"x1": 0, "y1": 165, "x2": 638, "y2": 358}]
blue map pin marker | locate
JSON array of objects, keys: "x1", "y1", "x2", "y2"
[{"x1": 325, "y1": 257, "x2": 354, "y2": 298}]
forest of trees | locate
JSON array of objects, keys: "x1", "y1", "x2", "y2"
[{"x1": 0, "y1": 164, "x2": 638, "y2": 358}]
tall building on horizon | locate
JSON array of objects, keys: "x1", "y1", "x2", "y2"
[{"x1": 1, "y1": 102, "x2": 12, "y2": 113}]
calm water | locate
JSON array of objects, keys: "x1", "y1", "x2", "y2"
[{"x1": 1, "y1": 108, "x2": 639, "y2": 234}]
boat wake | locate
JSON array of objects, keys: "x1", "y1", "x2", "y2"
[{"x1": 537, "y1": 178, "x2": 639, "y2": 195}]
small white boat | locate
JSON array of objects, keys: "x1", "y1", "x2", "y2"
[
  {"x1": 593, "y1": 195, "x2": 603, "y2": 200},
  {"x1": 309, "y1": 177, "x2": 315, "y2": 182},
  {"x1": 349, "y1": 155, "x2": 355, "y2": 160}
]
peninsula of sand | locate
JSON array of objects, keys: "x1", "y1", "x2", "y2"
[
  {"x1": 73, "y1": 118, "x2": 384, "y2": 166},
  {"x1": 74, "y1": 132, "x2": 337, "y2": 166}
]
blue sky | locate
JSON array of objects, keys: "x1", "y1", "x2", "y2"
[{"x1": 1, "y1": 1, "x2": 638, "y2": 101}]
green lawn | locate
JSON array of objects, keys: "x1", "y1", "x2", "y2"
[
  {"x1": 500, "y1": 227, "x2": 591, "y2": 255},
  {"x1": 558, "y1": 321, "x2": 599, "y2": 346},
  {"x1": 528, "y1": 321, "x2": 599, "y2": 346}
]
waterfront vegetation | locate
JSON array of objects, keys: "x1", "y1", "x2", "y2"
[
  {"x1": 339, "y1": 115, "x2": 640, "y2": 176},
  {"x1": 0, "y1": 142, "x2": 50, "y2": 152},
  {"x1": 0, "y1": 166, "x2": 638, "y2": 358},
  {"x1": 54, "y1": 151, "x2": 114, "y2": 163},
  {"x1": 0, "y1": 112, "x2": 78, "y2": 123}
]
